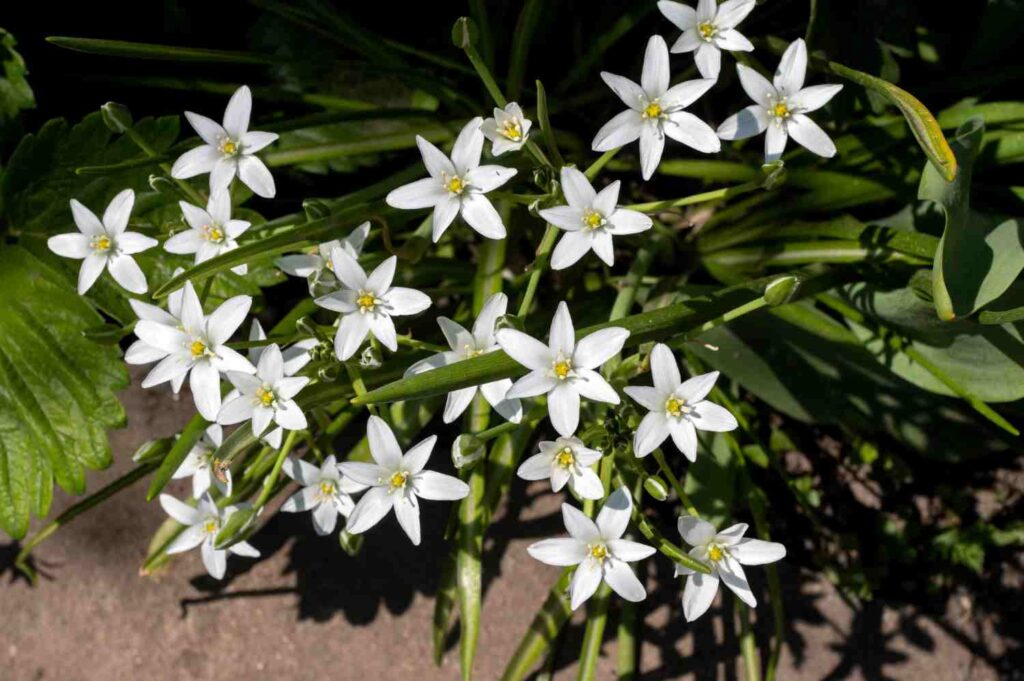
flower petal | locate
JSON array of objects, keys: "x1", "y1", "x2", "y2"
[
  {"x1": 641, "y1": 35, "x2": 670, "y2": 98},
  {"x1": 241, "y1": 130, "x2": 278, "y2": 153},
  {"x1": 639, "y1": 124, "x2": 665, "y2": 180},
  {"x1": 737, "y1": 63, "x2": 777, "y2": 106},
  {"x1": 715, "y1": 0, "x2": 755, "y2": 28},
  {"x1": 459, "y1": 194, "x2": 507, "y2": 239},
  {"x1": 505, "y1": 370, "x2": 557, "y2": 399},
  {"x1": 608, "y1": 538, "x2": 657, "y2": 562},
  {"x1": 402, "y1": 435, "x2": 437, "y2": 474},
  {"x1": 107, "y1": 255, "x2": 147, "y2": 294},
  {"x1": 527, "y1": 538, "x2": 587, "y2": 566},
  {"x1": 623, "y1": 386, "x2": 664, "y2": 412},
  {"x1": 574, "y1": 327, "x2": 629, "y2": 369},
  {"x1": 714, "y1": 28, "x2": 754, "y2": 51},
  {"x1": 658, "y1": 0, "x2": 697, "y2": 30},
  {"x1": 550, "y1": 231, "x2": 593, "y2": 270},
  {"x1": 664, "y1": 111, "x2": 721, "y2": 153},
  {"x1": 160, "y1": 494, "x2": 201, "y2": 525},
  {"x1": 719, "y1": 555, "x2": 756, "y2": 606},
  {"x1": 786, "y1": 113, "x2": 837, "y2": 158},
  {"x1": 773, "y1": 38, "x2": 807, "y2": 95},
  {"x1": 171, "y1": 145, "x2": 221, "y2": 179},
  {"x1": 415, "y1": 471, "x2": 470, "y2": 500},
  {"x1": 676, "y1": 369, "x2": 718, "y2": 403},
  {"x1": 790, "y1": 84, "x2": 843, "y2": 113},
  {"x1": 472, "y1": 292, "x2": 507, "y2": 346},
  {"x1": 682, "y1": 571, "x2": 720, "y2": 621},
  {"x1": 382, "y1": 287, "x2": 431, "y2": 316},
  {"x1": 596, "y1": 487, "x2": 632, "y2": 540},
  {"x1": 185, "y1": 112, "x2": 226, "y2": 146},
  {"x1": 345, "y1": 486, "x2": 395, "y2": 534},
  {"x1": 367, "y1": 415, "x2": 403, "y2": 469},
  {"x1": 102, "y1": 189, "x2": 135, "y2": 235},
  {"x1": 574, "y1": 370, "x2": 620, "y2": 404},
  {"x1": 717, "y1": 104, "x2": 769, "y2": 140},
  {"x1": 606, "y1": 208, "x2": 652, "y2": 235},
  {"x1": 237, "y1": 156, "x2": 276, "y2": 198},
  {"x1": 207, "y1": 295, "x2": 252, "y2": 346},
  {"x1": 678, "y1": 515, "x2": 717, "y2": 546},
  {"x1": 222, "y1": 85, "x2": 252, "y2": 139},
  {"x1": 451, "y1": 117, "x2": 484, "y2": 174},
  {"x1": 394, "y1": 494, "x2": 421, "y2": 544},
  {"x1": 571, "y1": 467, "x2": 605, "y2": 500},
  {"x1": 634, "y1": 411, "x2": 670, "y2": 458},
  {"x1": 465, "y1": 165, "x2": 516, "y2": 193},
  {"x1": 48, "y1": 233, "x2": 90, "y2": 259},
  {"x1": 282, "y1": 457, "x2": 320, "y2": 486},
  {"x1": 387, "y1": 177, "x2": 447, "y2": 210},
  {"x1": 765, "y1": 122, "x2": 788, "y2": 161},
  {"x1": 731, "y1": 538, "x2": 786, "y2": 565},
  {"x1": 334, "y1": 313, "x2": 370, "y2": 360},
  {"x1": 548, "y1": 382, "x2": 580, "y2": 437},
  {"x1": 592, "y1": 109, "x2": 644, "y2": 152},
  {"x1": 443, "y1": 386, "x2": 477, "y2": 423},
  {"x1": 496, "y1": 329, "x2": 551, "y2": 371},
  {"x1": 603, "y1": 558, "x2": 647, "y2": 602},
  {"x1": 694, "y1": 42, "x2": 722, "y2": 80},
  {"x1": 600, "y1": 73, "x2": 646, "y2": 112},
  {"x1": 689, "y1": 400, "x2": 738, "y2": 432},
  {"x1": 517, "y1": 452, "x2": 553, "y2": 481},
  {"x1": 560, "y1": 166, "x2": 597, "y2": 208},
  {"x1": 570, "y1": 560, "x2": 603, "y2": 610},
  {"x1": 669, "y1": 418, "x2": 699, "y2": 461}
]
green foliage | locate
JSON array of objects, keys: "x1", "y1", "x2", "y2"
[
  {"x1": 0, "y1": 28, "x2": 34, "y2": 122},
  {"x1": 0, "y1": 246, "x2": 128, "y2": 538}
]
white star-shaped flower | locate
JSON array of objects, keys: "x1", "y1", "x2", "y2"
[
  {"x1": 659, "y1": 0, "x2": 756, "y2": 80},
  {"x1": 676, "y1": 516, "x2": 786, "y2": 621},
  {"x1": 540, "y1": 166, "x2": 653, "y2": 270},
  {"x1": 517, "y1": 435, "x2": 605, "y2": 500},
  {"x1": 385, "y1": 118, "x2": 517, "y2": 241},
  {"x1": 340, "y1": 416, "x2": 470, "y2": 545},
  {"x1": 171, "y1": 85, "x2": 279, "y2": 198},
  {"x1": 164, "y1": 190, "x2": 251, "y2": 275},
  {"x1": 313, "y1": 248, "x2": 431, "y2": 361},
  {"x1": 624, "y1": 343, "x2": 737, "y2": 460},
  {"x1": 592, "y1": 35, "x2": 719, "y2": 180},
  {"x1": 159, "y1": 493, "x2": 260, "y2": 580},
  {"x1": 275, "y1": 221, "x2": 370, "y2": 295},
  {"x1": 218, "y1": 343, "x2": 309, "y2": 440},
  {"x1": 527, "y1": 488, "x2": 655, "y2": 610},
  {"x1": 172, "y1": 424, "x2": 232, "y2": 499},
  {"x1": 717, "y1": 38, "x2": 843, "y2": 161},
  {"x1": 134, "y1": 282, "x2": 255, "y2": 420},
  {"x1": 497, "y1": 302, "x2": 627, "y2": 437},
  {"x1": 280, "y1": 455, "x2": 367, "y2": 536},
  {"x1": 124, "y1": 274, "x2": 188, "y2": 393},
  {"x1": 480, "y1": 102, "x2": 532, "y2": 155},
  {"x1": 405, "y1": 292, "x2": 522, "y2": 424},
  {"x1": 48, "y1": 189, "x2": 157, "y2": 294}
]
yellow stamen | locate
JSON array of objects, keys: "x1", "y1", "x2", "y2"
[
  {"x1": 665, "y1": 396, "x2": 686, "y2": 417},
  {"x1": 256, "y1": 386, "x2": 274, "y2": 407},
  {"x1": 190, "y1": 340, "x2": 208, "y2": 358},
  {"x1": 772, "y1": 101, "x2": 790, "y2": 119},
  {"x1": 708, "y1": 545, "x2": 724, "y2": 562},
  {"x1": 555, "y1": 447, "x2": 575, "y2": 468},
  {"x1": 553, "y1": 359, "x2": 572, "y2": 379},
  {"x1": 583, "y1": 210, "x2": 603, "y2": 230},
  {"x1": 501, "y1": 120, "x2": 522, "y2": 141},
  {"x1": 446, "y1": 176, "x2": 464, "y2": 194},
  {"x1": 221, "y1": 140, "x2": 237, "y2": 155},
  {"x1": 203, "y1": 224, "x2": 225, "y2": 243},
  {"x1": 91, "y1": 235, "x2": 111, "y2": 252},
  {"x1": 389, "y1": 471, "x2": 408, "y2": 489},
  {"x1": 319, "y1": 480, "x2": 336, "y2": 496},
  {"x1": 698, "y1": 21, "x2": 716, "y2": 40},
  {"x1": 589, "y1": 544, "x2": 608, "y2": 560},
  {"x1": 643, "y1": 101, "x2": 662, "y2": 119},
  {"x1": 357, "y1": 291, "x2": 376, "y2": 312},
  {"x1": 203, "y1": 519, "x2": 218, "y2": 534}
]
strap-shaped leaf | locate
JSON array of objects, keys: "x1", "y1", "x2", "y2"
[{"x1": 0, "y1": 246, "x2": 128, "y2": 538}]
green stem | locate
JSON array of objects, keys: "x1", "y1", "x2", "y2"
[
  {"x1": 650, "y1": 448, "x2": 699, "y2": 517},
  {"x1": 254, "y1": 430, "x2": 300, "y2": 508},
  {"x1": 396, "y1": 334, "x2": 448, "y2": 353},
  {"x1": 499, "y1": 568, "x2": 574, "y2": 681},
  {"x1": 345, "y1": 362, "x2": 380, "y2": 418},
  {"x1": 626, "y1": 180, "x2": 760, "y2": 213},
  {"x1": 122, "y1": 126, "x2": 205, "y2": 206},
  {"x1": 617, "y1": 599, "x2": 639, "y2": 680},
  {"x1": 585, "y1": 148, "x2": 620, "y2": 180},
  {"x1": 669, "y1": 296, "x2": 769, "y2": 347},
  {"x1": 16, "y1": 462, "x2": 158, "y2": 581},
  {"x1": 738, "y1": 599, "x2": 763, "y2": 681},
  {"x1": 576, "y1": 456, "x2": 616, "y2": 680},
  {"x1": 516, "y1": 225, "x2": 559, "y2": 317}
]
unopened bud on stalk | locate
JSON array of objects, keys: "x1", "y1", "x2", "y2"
[
  {"x1": 644, "y1": 475, "x2": 670, "y2": 501},
  {"x1": 101, "y1": 101, "x2": 133, "y2": 133}
]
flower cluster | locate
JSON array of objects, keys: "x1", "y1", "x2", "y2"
[{"x1": 47, "y1": 6, "x2": 832, "y2": 610}]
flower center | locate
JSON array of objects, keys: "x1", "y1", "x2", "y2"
[
  {"x1": 463, "y1": 343, "x2": 485, "y2": 358},
  {"x1": 698, "y1": 21, "x2": 717, "y2": 40},
  {"x1": 555, "y1": 447, "x2": 575, "y2": 468},
  {"x1": 582, "y1": 210, "x2": 604, "y2": 231},
  {"x1": 501, "y1": 120, "x2": 522, "y2": 141},
  {"x1": 255, "y1": 385, "x2": 275, "y2": 407},
  {"x1": 665, "y1": 396, "x2": 689, "y2": 417},
  {"x1": 356, "y1": 291, "x2": 377, "y2": 313},
  {"x1": 319, "y1": 480, "x2": 336, "y2": 497},
  {"x1": 190, "y1": 340, "x2": 209, "y2": 358},
  {"x1": 389, "y1": 471, "x2": 408, "y2": 490},
  {"x1": 589, "y1": 543, "x2": 608, "y2": 560},
  {"x1": 220, "y1": 139, "x2": 238, "y2": 155},
  {"x1": 202, "y1": 224, "x2": 225, "y2": 243},
  {"x1": 708, "y1": 545, "x2": 724, "y2": 562},
  {"x1": 446, "y1": 176, "x2": 465, "y2": 195},
  {"x1": 552, "y1": 358, "x2": 573, "y2": 380},
  {"x1": 203, "y1": 519, "x2": 218, "y2": 535},
  {"x1": 90, "y1": 235, "x2": 112, "y2": 253},
  {"x1": 643, "y1": 101, "x2": 663, "y2": 119},
  {"x1": 772, "y1": 101, "x2": 790, "y2": 119}
]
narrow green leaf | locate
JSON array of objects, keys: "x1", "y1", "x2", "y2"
[
  {"x1": 499, "y1": 569, "x2": 574, "y2": 681},
  {"x1": 535, "y1": 80, "x2": 565, "y2": 168},
  {"x1": 507, "y1": 0, "x2": 545, "y2": 102},
  {"x1": 46, "y1": 36, "x2": 283, "y2": 64},
  {"x1": 145, "y1": 415, "x2": 208, "y2": 501},
  {"x1": 457, "y1": 466, "x2": 485, "y2": 681},
  {"x1": 432, "y1": 553, "x2": 458, "y2": 665}
]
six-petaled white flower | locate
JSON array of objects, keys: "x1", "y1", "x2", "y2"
[
  {"x1": 717, "y1": 38, "x2": 843, "y2": 161},
  {"x1": 48, "y1": 189, "x2": 157, "y2": 294},
  {"x1": 676, "y1": 515, "x2": 786, "y2": 621},
  {"x1": 160, "y1": 493, "x2": 260, "y2": 580},
  {"x1": 280, "y1": 455, "x2": 367, "y2": 536},
  {"x1": 659, "y1": 0, "x2": 756, "y2": 80},
  {"x1": 171, "y1": 85, "x2": 279, "y2": 198},
  {"x1": 275, "y1": 222, "x2": 370, "y2": 295},
  {"x1": 517, "y1": 436, "x2": 605, "y2": 500},
  {"x1": 314, "y1": 247, "x2": 431, "y2": 361},
  {"x1": 386, "y1": 118, "x2": 517, "y2": 241},
  {"x1": 624, "y1": 343, "x2": 737, "y2": 460},
  {"x1": 134, "y1": 282, "x2": 255, "y2": 420},
  {"x1": 164, "y1": 191, "x2": 252, "y2": 274},
  {"x1": 340, "y1": 416, "x2": 470, "y2": 545},
  {"x1": 124, "y1": 273, "x2": 188, "y2": 393},
  {"x1": 528, "y1": 488, "x2": 655, "y2": 609},
  {"x1": 172, "y1": 424, "x2": 231, "y2": 498},
  {"x1": 218, "y1": 343, "x2": 309, "y2": 440},
  {"x1": 540, "y1": 167, "x2": 653, "y2": 270},
  {"x1": 481, "y1": 102, "x2": 532, "y2": 155},
  {"x1": 405, "y1": 292, "x2": 522, "y2": 424},
  {"x1": 592, "y1": 35, "x2": 719, "y2": 180},
  {"x1": 497, "y1": 302, "x2": 628, "y2": 437}
]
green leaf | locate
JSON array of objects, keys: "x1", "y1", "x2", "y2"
[
  {"x1": 684, "y1": 434, "x2": 736, "y2": 528},
  {"x1": 146, "y1": 415, "x2": 207, "y2": 501},
  {"x1": 0, "y1": 28, "x2": 35, "y2": 121},
  {"x1": 921, "y1": 118, "x2": 1024, "y2": 320},
  {"x1": 45, "y1": 36, "x2": 282, "y2": 64},
  {"x1": 0, "y1": 246, "x2": 128, "y2": 538}
]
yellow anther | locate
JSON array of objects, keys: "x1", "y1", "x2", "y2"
[
  {"x1": 501, "y1": 120, "x2": 522, "y2": 141},
  {"x1": 583, "y1": 210, "x2": 603, "y2": 230},
  {"x1": 553, "y1": 359, "x2": 572, "y2": 379},
  {"x1": 389, "y1": 471, "x2": 408, "y2": 489},
  {"x1": 190, "y1": 340, "x2": 208, "y2": 358},
  {"x1": 665, "y1": 396, "x2": 686, "y2": 416},
  {"x1": 203, "y1": 224, "x2": 225, "y2": 243},
  {"x1": 319, "y1": 480, "x2": 336, "y2": 496},
  {"x1": 221, "y1": 140, "x2": 237, "y2": 155},
  {"x1": 698, "y1": 21, "x2": 716, "y2": 39},
  {"x1": 256, "y1": 386, "x2": 275, "y2": 407},
  {"x1": 356, "y1": 292, "x2": 376, "y2": 312},
  {"x1": 446, "y1": 176, "x2": 464, "y2": 194},
  {"x1": 203, "y1": 519, "x2": 218, "y2": 534},
  {"x1": 643, "y1": 101, "x2": 663, "y2": 119},
  {"x1": 555, "y1": 447, "x2": 575, "y2": 468},
  {"x1": 91, "y1": 235, "x2": 111, "y2": 252},
  {"x1": 589, "y1": 544, "x2": 608, "y2": 560},
  {"x1": 708, "y1": 545, "x2": 724, "y2": 562},
  {"x1": 772, "y1": 101, "x2": 790, "y2": 118}
]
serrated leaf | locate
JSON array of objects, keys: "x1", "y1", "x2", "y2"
[{"x1": 0, "y1": 246, "x2": 128, "y2": 538}]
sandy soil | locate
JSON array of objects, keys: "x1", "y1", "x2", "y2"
[{"x1": 0, "y1": 372, "x2": 1008, "y2": 681}]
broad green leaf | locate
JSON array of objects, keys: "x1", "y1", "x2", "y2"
[
  {"x1": 978, "y1": 281, "x2": 1024, "y2": 324},
  {"x1": 0, "y1": 246, "x2": 128, "y2": 538},
  {"x1": 684, "y1": 434, "x2": 736, "y2": 528},
  {"x1": 922, "y1": 118, "x2": 1024, "y2": 319},
  {"x1": 0, "y1": 28, "x2": 34, "y2": 121},
  {"x1": 938, "y1": 100, "x2": 1024, "y2": 130}
]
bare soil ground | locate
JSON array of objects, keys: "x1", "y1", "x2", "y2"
[{"x1": 0, "y1": 373, "x2": 1010, "y2": 680}]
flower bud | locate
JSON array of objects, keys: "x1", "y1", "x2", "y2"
[
  {"x1": 452, "y1": 434, "x2": 485, "y2": 469},
  {"x1": 764, "y1": 274, "x2": 799, "y2": 307},
  {"x1": 359, "y1": 345, "x2": 382, "y2": 369},
  {"x1": 131, "y1": 438, "x2": 172, "y2": 464},
  {"x1": 213, "y1": 506, "x2": 258, "y2": 550},
  {"x1": 339, "y1": 528, "x2": 364, "y2": 556},
  {"x1": 303, "y1": 199, "x2": 331, "y2": 221},
  {"x1": 451, "y1": 17, "x2": 478, "y2": 49},
  {"x1": 148, "y1": 175, "x2": 178, "y2": 195},
  {"x1": 644, "y1": 475, "x2": 670, "y2": 501},
  {"x1": 101, "y1": 102, "x2": 133, "y2": 133}
]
